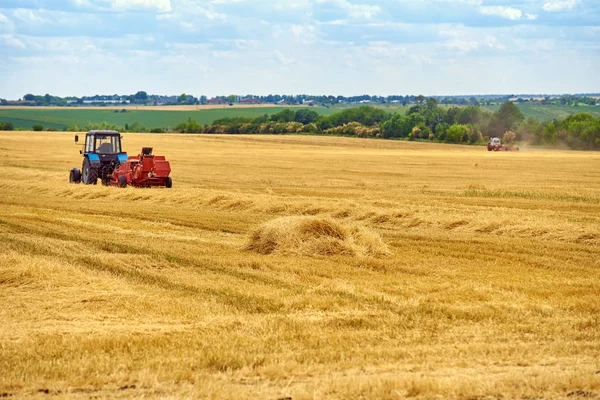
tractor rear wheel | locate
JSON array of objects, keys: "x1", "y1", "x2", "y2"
[
  {"x1": 82, "y1": 159, "x2": 98, "y2": 185},
  {"x1": 118, "y1": 175, "x2": 127, "y2": 188},
  {"x1": 69, "y1": 168, "x2": 81, "y2": 184},
  {"x1": 166, "y1": 177, "x2": 172, "y2": 188}
]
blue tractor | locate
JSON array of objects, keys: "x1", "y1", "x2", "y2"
[{"x1": 69, "y1": 130, "x2": 129, "y2": 185}]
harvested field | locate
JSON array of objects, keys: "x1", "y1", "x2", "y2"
[{"x1": 1, "y1": 131, "x2": 599, "y2": 399}]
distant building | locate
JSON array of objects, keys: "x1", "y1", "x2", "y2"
[
  {"x1": 207, "y1": 97, "x2": 227, "y2": 105},
  {"x1": 240, "y1": 98, "x2": 263, "y2": 104},
  {"x1": 82, "y1": 100, "x2": 124, "y2": 104}
]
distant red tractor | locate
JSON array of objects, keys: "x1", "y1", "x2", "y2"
[{"x1": 487, "y1": 137, "x2": 519, "y2": 151}]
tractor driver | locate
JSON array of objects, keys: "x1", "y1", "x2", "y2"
[{"x1": 95, "y1": 135, "x2": 118, "y2": 154}]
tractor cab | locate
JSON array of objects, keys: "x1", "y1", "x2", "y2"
[
  {"x1": 83, "y1": 131, "x2": 122, "y2": 154},
  {"x1": 70, "y1": 130, "x2": 128, "y2": 185}
]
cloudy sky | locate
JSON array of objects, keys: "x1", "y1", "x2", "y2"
[{"x1": 0, "y1": 0, "x2": 598, "y2": 99}]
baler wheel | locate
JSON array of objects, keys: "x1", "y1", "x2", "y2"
[
  {"x1": 118, "y1": 175, "x2": 127, "y2": 188},
  {"x1": 166, "y1": 177, "x2": 172, "y2": 189}
]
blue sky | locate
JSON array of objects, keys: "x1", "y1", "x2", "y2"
[{"x1": 0, "y1": 0, "x2": 598, "y2": 99}]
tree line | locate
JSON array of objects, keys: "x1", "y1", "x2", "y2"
[
  {"x1": 172, "y1": 100, "x2": 600, "y2": 150},
  {"x1": 1, "y1": 100, "x2": 598, "y2": 150},
  {"x1": 6, "y1": 92, "x2": 599, "y2": 108},
  {"x1": 0, "y1": 122, "x2": 14, "y2": 130},
  {"x1": 173, "y1": 100, "x2": 514, "y2": 142}
]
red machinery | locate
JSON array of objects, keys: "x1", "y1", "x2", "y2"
[
  {"x1": 112, "y1": 147, "x2": 172, "y2": 188},
  {"x1": 487, "y1": 137, "x2": 519, "y2": 151}
]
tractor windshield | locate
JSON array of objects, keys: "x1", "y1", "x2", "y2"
[{"x1": 95, "y1": 135, "x2": 121, "y2": 154}]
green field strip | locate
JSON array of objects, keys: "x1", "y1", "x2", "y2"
[
  {"x1": 0, "y1": 107, "x2": 339, "y2": 130},
  {"x1": 485, "y1": 104, "x2": 600, "y2": 121}
]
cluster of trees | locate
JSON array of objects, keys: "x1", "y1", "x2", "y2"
[
  {"x1": 0, "y1": 122, "x2": 14, "y2": 130},
  {"x1": 172, "y1": 107, "x2": 388, "y2": 135},
  {"x1": 126, "y1": 91, "x2": 201, "y2": 105},
  {"x1": 170, "y1": 101, "x2": 599, "y2": 150},
  {"x1": 13, "y1": 91, "x2": 201, "y2": 106},
  {"x1": 174, "y1": 101, "x2": 520, "y2": 145},
  {"x1": 378, "y1": 99, "x2": 523, "y2": 143},
  {"x1": 520, "y1": 113, "x2": 600, "y2": 150}
]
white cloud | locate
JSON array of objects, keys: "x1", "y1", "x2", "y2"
[
  {"x1": 72, "y1": 0, "x2": 91, "y2": 7},
  {"x1": 0, "y1": 12, "x2": 13, "y2": 34},
  {"x1": 9, "y1": 56, "x2": 45, "y2": 65},
  {"x1": 364, "y1": 41, "x2": 406, "y2": 58},
  {"x1": 197, "y1": 7, "x2": 226, "y2": 20},
  {"x1": 409, "y1": 54, "x2": 432, "y2": 65},
  {"x1": 12, "y1": 9, "x2": 46, "y2": 23},
  {"x1": 315, "y1": 0, "x2": 380, "y2": 19},
  {"x1": 273, "y1": 0, "x2": 311, "y2": 10},
  {"x1": 212, "y1": 50, "x2": 237, "y2": 58},
  {"x1": 291, "y1": 24, "x2": 319, "y2": 43},
  {"x1": 483, "y1": 35, "x2": 505, "y2": 50},
  {"x1": 525, "y1": 13, "x2": 538, "y2": 20},
  {"x1": 433, "y1": 0, "x2": 481, "y2": 4},
  {"x1": 273, "y1": 50, "x2": 294, "y2": 65},
  {"x1": 166, "y1": 42, "x2": 212, "y2": 51},
  {"x1": 542, "y1": 0, "x2": 578, "y2": 12},
  {"x1": 179, "y1": 21, "x2": 196, "y2": 32},
  {"x1": 157, "y1": 3, "x2": 225, "y2": 24},
  {"x1": 235, "y1": 39, "x2": 260, "y2": 50},
  {"x1": 321, "y1": 19, "x2": 348, "y2": 25},
  {"x1": 156, "y1": 13, "x2": 175, "y2": 20},
  {"x1": 347, "y1": 4, "x2": 380, "y2": 19},
  {"x1": 443, "y1": 35, "x2": 506, "y2": 54},
  {"x1": 108, "y1": 0, "x2": 172, "y2": 13},
  {"x1": 445, "y1": 39, "x2": 479, "y2": 54},
  {"x1": 1, "y1": 34, "x2": 26, "y2": 49},
  {"x1": 480, "y1": 6, "x2": 522, "y2": 20}
]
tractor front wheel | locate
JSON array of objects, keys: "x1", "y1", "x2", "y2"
[
  {"x1": 82, "y1": 159, "x2": 98, "y2": 185},
  {"x1": 166, "y1": 177, "x2": 172, "y2": 189},
  {"x1": 69, "y1": 168, "x2": 81, "y2": 184},
  {"x1": 118, "y1": 175, "x2": 127, "y2": 188}
]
